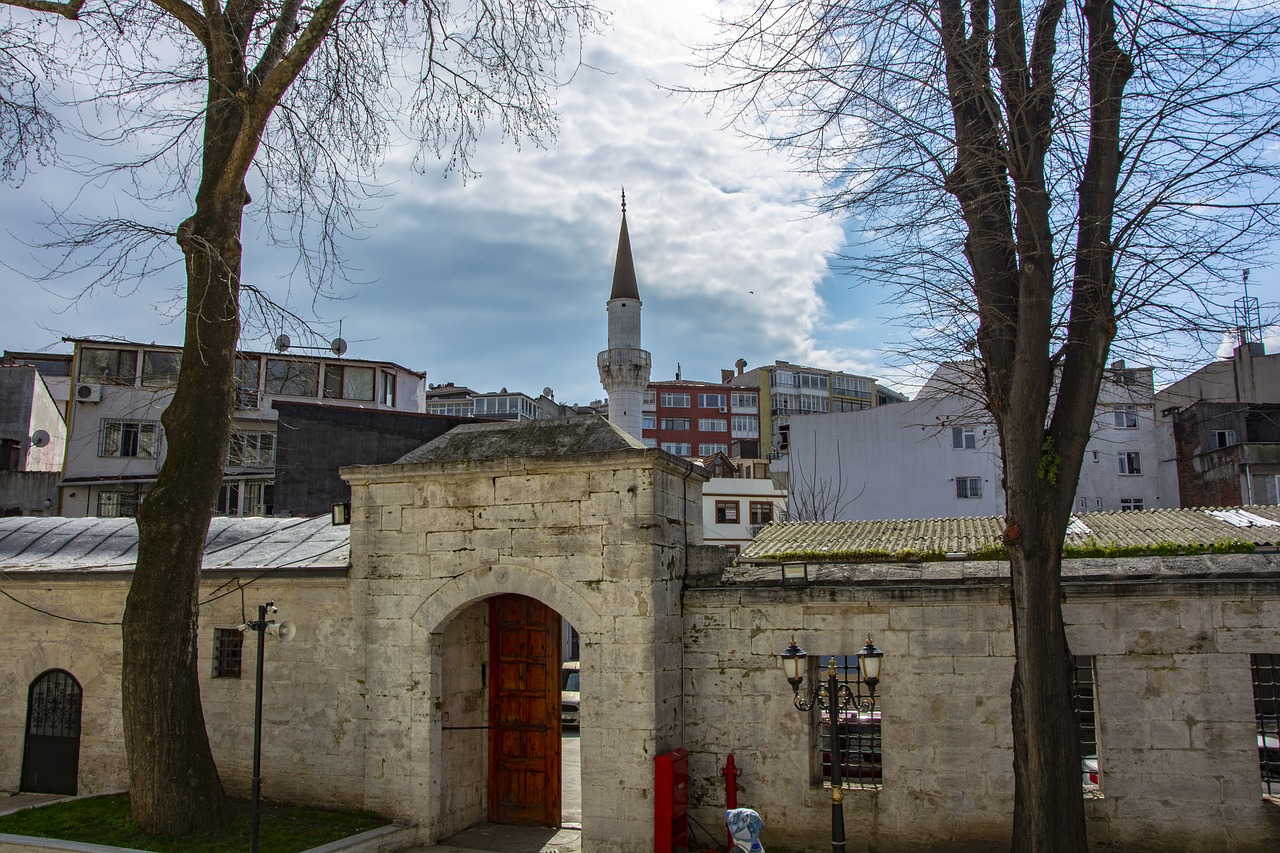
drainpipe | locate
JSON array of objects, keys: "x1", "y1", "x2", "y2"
[{"x1": 1246, "y1": 463, "x2": 1255, "y2": 505}]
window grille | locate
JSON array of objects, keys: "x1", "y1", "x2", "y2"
[
  {"x1": 814, "y1": 655, "x2": 881, "y2": 788},
  {"x1": 213, "y1": 628, "x2": 243, "y2": 679},
  {"x1": 1072, "y1": 656, "x2": 1101, "y2": 793},
  {"x1": 1251, "y1": 654, "x2": 1280, "y2": 797},
  {"x1": 956, "y1": 476, "x2": 982, "y2": 498}
]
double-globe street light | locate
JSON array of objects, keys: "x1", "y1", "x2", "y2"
[{"x1": 780, "y1": 635, "x2": 884, "y2": 853}]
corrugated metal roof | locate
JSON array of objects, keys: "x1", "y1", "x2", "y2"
[
  {"x1": 0, "y1": 515, "x2": 349, "y2": 573},
  {"x1": 740, "y1": 507, "x2": 1280, "y2": 563}
]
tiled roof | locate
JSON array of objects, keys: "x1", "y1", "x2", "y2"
[
  {"x1": 0, "y1": 514, "x2": 349, "y2": 573},
  {"x1": 739, "y1": 507, "x2": 1280, "y2": 563}
]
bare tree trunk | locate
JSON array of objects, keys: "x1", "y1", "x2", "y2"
[{"x1": 121, "y1": 201, "x2": 242, "y2": 832}]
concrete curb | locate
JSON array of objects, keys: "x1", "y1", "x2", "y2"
[{"x1": 0, "y1": 822, "x2": 415, "y2": 853}]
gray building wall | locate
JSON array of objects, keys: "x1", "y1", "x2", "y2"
[{"x1": 271, "y1": 402, "x2": 472, "y2": 515}]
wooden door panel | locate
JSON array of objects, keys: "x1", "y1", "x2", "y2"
[{"x1": 488, "y1": 594, "x2": 561, "y2": 826}]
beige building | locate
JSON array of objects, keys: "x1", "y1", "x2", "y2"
[{"x1": 2, "y1": 418, "x2": 1279, "y2": 852}]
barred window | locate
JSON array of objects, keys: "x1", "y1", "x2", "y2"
[
  {"x1": 1072, "y1": 655, "x2": 1101, "y2": 793},
  {"x1": 99, "y1": 420, "x2": 160, "y2": 458},
  {"x1": 96, "y1": 489, "x2": 142, "y2": 518},
  {"x1": 1251, "y1": 654, "x2": 1280, "y2": 797},
  {"x1": 956, "y1": 476, "x2": 982, "y2": 499},
  {"x1": 814, "y1": 655, "x2": 881, "y2": 789},
  {"x1": 213, "y1": 628, "x2": 243, "y2": 679}
]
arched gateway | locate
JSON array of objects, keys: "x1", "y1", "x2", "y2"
[{"x1": 342, "y1": 416, "x2": 707, "y2": 853}]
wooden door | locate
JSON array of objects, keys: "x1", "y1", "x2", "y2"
[
  {"x1": 488, "y1": 594, "x2": 562, "y2": 826},
  {"x1": 20, "y1": 670, "x2": 82, "y2": 795}
]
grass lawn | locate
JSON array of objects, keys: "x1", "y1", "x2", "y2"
[{"x1": 0, "y1": 792, "x2": 389, "y2": 853}]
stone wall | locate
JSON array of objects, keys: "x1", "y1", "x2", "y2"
[{"x1": 681, "y1": 561, "x2": 1280, "y2": 853}]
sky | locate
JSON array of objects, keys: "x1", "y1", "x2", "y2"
[{"x1": 1, "y1": 1, "x2": 1276, "y2": 405}]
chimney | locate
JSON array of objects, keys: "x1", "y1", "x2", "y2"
[
  {"x1": 736, "y1": 358, "x2": 747, "y2": 376},
  {"x1": 721, "y1": 369, "x2": 734, "y2": 383}
]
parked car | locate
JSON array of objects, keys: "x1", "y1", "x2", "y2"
[{"x1": 561, "y1": 660, "x2": 580, "y2": 728}]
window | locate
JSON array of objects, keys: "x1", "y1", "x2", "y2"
[
  {"x1": 660, "y1": 392, "x2": 690, "y2": 407},
  {"x1": 1117, "y1": 452, "x2": 1142, "y2": 475},
  {"x1": 324, "y1": 364, "x2": 375, "y2": 401},
  {"x1": 79, "y1": 347, "x2": 137, "y2": 385},
  {"x1": 715, "y1": 500, "x2": 739, "y2": 523},
  {"x1": 96, "y1": 488, "x2": 142, "y2": 518},
  {"x1": 798, "y1": 373, "x2": 828, "y2": 390},
  {"x1": 660, "y1": 442, "x2": 691, "y2": 456},
  {"x1": 1119, "y1": 498, "x2": 1144, "y2": 512},
  {"x1": 1073, "y1": 656, "x2": 1101, "y2": 793},
  {"x1": 799, "y1": 395, "x2": 829, "y2": 413},
  {"x1": 731, "y1": 415, "x2": 759, "y2": 436},
  {"x1": 815, "y1": 655, "x2": 881, "y2": 788},
  {"x1": 642, "y1": 415, "x2": 657, "y2": 430},
  {"x1": 1113, "y1": 406, "x2": 1138, "y2": 429},
  {"x1": 141, "y1": 351, "x2": 182, "y2": 387},
  {"x1": 265, "y1": 359, "x2": 319, "y2": 397},
  {"x1": 642, "y1": 437, "x2": 657, "y2": 448},
  {"x1": 227, "y1": 431, "x2": 275, "y2": 467},
  {"x1": 832, "y1": 375, "x2": 872, "y2": 397},
  {"x1": 699, "y1": 443, "x2": 729, "y2": 456},
  {"x1": 643, "y1": 389, "x2": 657, "y2": 406},
  {"x1": 660, "y1": 418, "x2": 691, "y2": 431},
  {"x1": 1079, "y1": 496, "x2": 1087, "y2": 510},
  {"x1": 1251, "y1": 654, "x2": 1280, "y2": 797},
  {"x1": 721, "y1": 544, "x2": 741, "y2": 557},
  {"x1": 730, "y1": 392, "x2": 758, "y2": 409},
  {"x1": 380, "y1": 371, "x2": 397, "y2": 407},
  {"x1": 216, "y1": 480, "x2": 273, "y2": 516},
  {"x1": 699, "y1": 393, "x2": 727, "y2": 409},
  {"x1": 100, "y1": 420, "x2": 159, "y2": 458},
  {"x1": 952, "y1": 427, "x2": 977, "y2": 449},
  {"x1": 833, "y1": 399, "x2": 870, "y2": 412},
  {"x1": 699, "y1": 419, "x2": 728, "y2": 432},
  {"x1": 425, "y1": 400, "x2": 474, "y2": 417},
  {"x1": 1212, "y1": 429, "x2": 1238, "y2": 450},
  {"x1": 749, "y1": 501, "x2": 774, "y2": 526},
  {"x1": 213, "y1": 628, "x2": 244, "y2": 678},
  {"x1": 956, "y1": 477, "x2": 982, "y2": 498}
]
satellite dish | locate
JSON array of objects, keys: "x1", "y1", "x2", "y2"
[
  {"x1": 543, "y1": 387, "x2": 554, "y2": 399},
  {"x1": 274, "y1": 334, "x2": 291, "y2": 352},
  {"x1": 330, "y1": 337, "x2": 348, "y2": 356},
  {"x1": 30, "y1": 430, "x2": 50, "y2": 448}
]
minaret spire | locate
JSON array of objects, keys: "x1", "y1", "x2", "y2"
[{"x1": 598, "y1": 190, "x2": 652, "y2": 441}]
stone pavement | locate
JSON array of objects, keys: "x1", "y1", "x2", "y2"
[{"x1": 0, "y1": 791, "x2": 67, "y2": 815}]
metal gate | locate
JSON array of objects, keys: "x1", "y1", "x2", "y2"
[{"x1": 20, "y1": 669, "x2": 82, "y2": 795}]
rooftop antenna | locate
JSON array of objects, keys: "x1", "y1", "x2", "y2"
[{"x1": 1234, "y1": 268, "x2": 1262, "y2": 349}]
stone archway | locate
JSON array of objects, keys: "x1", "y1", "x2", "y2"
[{"x1": 413, "y1": 565, "x2": 603, "y2": 842}]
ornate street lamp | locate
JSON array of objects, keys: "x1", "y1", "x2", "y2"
[
  {"x1": 780, "y1": 634, "x2": 884, "y2": 853},
  {"x1": 241, "y1": 601, "x2": 296, "y2": 853}
]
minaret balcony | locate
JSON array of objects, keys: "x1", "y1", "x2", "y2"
[{"x1": 597, "y1": 347, "x2": 652, "y2": 373}]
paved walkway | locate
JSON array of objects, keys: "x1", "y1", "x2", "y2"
[{"x1": 0, "y1": 791, "x2": 67, "y2": 815}]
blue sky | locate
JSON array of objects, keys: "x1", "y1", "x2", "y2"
[{"x1": 1, "y1": 1, "x2": 1275, "y2": 404}]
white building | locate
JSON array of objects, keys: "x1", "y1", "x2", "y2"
[
  {"x1": 777, "y1": 362, "x2": 1162, "y2": 520},
  {"x1": 698, "y1": 453, "x2": 787, "y2": 555},
  {"x1": 58, "y1": 338, "x2": 426, "y2": 518}
]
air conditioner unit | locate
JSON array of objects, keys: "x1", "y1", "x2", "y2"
[
  {"x1": 75, "y1": 383, "x2": 102, "y2": 403},
  {"x1": 719, "y1": 406, "x2": 728, "y2": 413}
]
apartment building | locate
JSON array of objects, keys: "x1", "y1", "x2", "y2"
[{"x1": 58, "y1": 338, "x2": 426, "y2": 518}]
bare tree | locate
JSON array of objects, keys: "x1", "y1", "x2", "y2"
[
  {"x1": 0, "y1": 14, "x2": 60, "y2": 182},
  {"x1": 705, "y1": 1, "x2": 1280, "y2": 851},
  {"x1": 782, "y1": 436, "x2": 865, "y2": 521},
  {"x1": 0, "y1": 0, "x2": 599, "y2": 835}
]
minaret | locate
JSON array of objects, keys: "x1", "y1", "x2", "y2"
[{"x1": 598, "y1": 191, "x2": 652, "y2": 440}]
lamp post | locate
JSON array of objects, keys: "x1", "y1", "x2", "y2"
[
  {"x1": 243, "y1": 601, "x2": 296, "y2": 853},
  {"x1": 780, "y1": 634, "x2": 884, "y2": 853}
]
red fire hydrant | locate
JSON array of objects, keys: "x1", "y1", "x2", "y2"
[{"x1": 721, "y1": 754, "x2": 740, "y2": 852}]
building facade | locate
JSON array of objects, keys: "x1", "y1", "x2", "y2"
[
  {"x1": 1155, "y1": 342, "x2": 1280, "y2": 508},
  {"x1": 57, "y1": 338, "x2": 426, "y2": 518},
  {"x1": 777, "y1": 362, "x2": 1161, "y2": 520}
]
